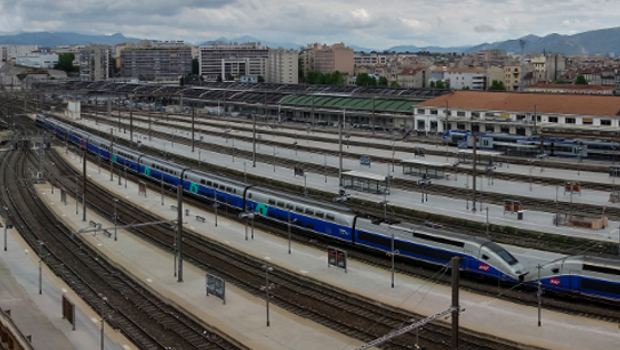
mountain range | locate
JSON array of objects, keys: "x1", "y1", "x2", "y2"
[
  {"x1": 0, "y1": 32, "x2": 140, "y2": 46},
  {"x1": 1, "y1": 26, "x2": 619, "y2": 55}
]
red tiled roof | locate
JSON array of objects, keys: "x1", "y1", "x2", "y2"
[{"x1": 419, "y1": 91, "x2": 620, "y2": 117}]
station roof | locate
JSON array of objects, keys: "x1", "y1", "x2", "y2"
[
  {"x1": 342, "y1": 170, "x2": 387, "y2": 181},
  {"x1": 401, "y1": 159, "x2": 454, "y2": 167},
  {"x1": 281, "y1": 95, "x2": 416, "y2": 114},
  {"x1": 419, "y1": 91, "x2": 620, "y2": 117}
]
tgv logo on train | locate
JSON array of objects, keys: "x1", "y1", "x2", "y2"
[{"x1": 36, "y1": 114, "x2": 620, "y2": 302}]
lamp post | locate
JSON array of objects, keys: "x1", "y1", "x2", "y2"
[
  {"x1": 262, "y1": 265, "x2": 274, "y2": 327},
  {"x1": 113, "y1": 198, "x2": 118, "y2": 241}
]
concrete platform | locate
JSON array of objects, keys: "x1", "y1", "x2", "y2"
[
  {"x1": 0, "y1": 218, "x2": 130, "y2": 350},
  {"x1": 60, "y1": 117, "x2": 620, "y2": 243},
  {"x1": 35, "y1": 187, "x2": 367, "y2": 349},
  {"x1": 55, "y1": 147, "x2": 620, "y2": 350},
  {"x1": 114, "y1": 112, "x2": 620, "y2": 186}
]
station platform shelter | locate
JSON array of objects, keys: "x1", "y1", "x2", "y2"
[
  {"x1": 341, "y1": 170, "x2": 389, "y2": 195},
  {"x1": 401, "y1": 159, "x2": 453, "y2": 179}
]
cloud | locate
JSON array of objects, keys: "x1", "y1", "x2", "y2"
[
  {"x1": 474, "y1": 24, "x2": 496, "y2": 33},
  {"x1": 0, "y1": 0, "x2": 619, "y2": 49}
]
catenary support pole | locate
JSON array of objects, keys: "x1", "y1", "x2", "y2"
[
  {"x1": 82, "y1": 150, "x2": 87, "y2": 222},
  {"x1": 451, "y1": 256, "x2": 460, "y2": 350},
  {"x1": 177, "y1": 184, "x2": 183, "y2": 282}
]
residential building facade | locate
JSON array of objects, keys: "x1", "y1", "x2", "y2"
[
  {"x1": 301, "y1": 43, "x2": 354, "y2": 75},
  {"x1": 79, "y1": 45, "x2": 113, "y2": 81},
  {"x1": 199, "y1": 42, "x2": 268, "y2": 82},
  {"x1": 15, "y1": 53, "x2": 58, "y2": 69},
  {"x1": 0, "y1": 45, "x2": 38, "y2": 63},
  {"x1": 121, "y1": 41, "x2": 192, "y2": 81},
  {"x1": 266, "y1": 49, "x2": 298, "y2": 84},
  {"x1": 443, "y1": 67, "x2": 487, "y2": 90}
]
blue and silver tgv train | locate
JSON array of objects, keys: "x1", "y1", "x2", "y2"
[
  {"x1": 536, "y1": 256, "x2": 620, "y2": 301},
  {"x1": 36, "y1": 114, "x2": 558, "y2": 287}
]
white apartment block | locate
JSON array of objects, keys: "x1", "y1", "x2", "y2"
[{"x1": 15, "y1": 53, "x2": 58, "y2": 69}]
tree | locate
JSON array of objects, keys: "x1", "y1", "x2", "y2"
[
  {"x1": 574, "y1": 75, "x2": 587, "y2": 85},
  {"x1": 434, "y1": 80, "x2": 446, "y2": 89},
  {"x1": 390, "y1": 81, "x2": 400, "y2": 88},
  {"x1": 489, "y1": 80, "x2": 506, "y2": 91},
  {"x1": 257, "y1": 75, "x2": 265, "y2": 83},
  {"x1": 55, "y1": 53, "x2": 77, "y2": 73},
  {"x1": 191, "y1": 58, "x2": 199, "y2": 75},
  {"x1": 378, "y1": 76, "x2": 388, "y2": 86},
  {"x1": 430, "y1": 81, "x2": 436, "y2": 88},
  {"x1": 356, "y1": 73, "x2": 377, "y2": 86}
]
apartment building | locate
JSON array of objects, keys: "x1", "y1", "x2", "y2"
[
  {"x1": 199, "y1": 42, "x2": 268, "y2": 82},
  {"x1": 266, "y1": 49, "x2": 298, "y2": 84},
  {"x1": 0, "y1": 45, "x2": 39, "y2": 63},
  {"x1": 79, "y1": 45, "x2": 113, "y2": 81},
  {"x1": 354, "y1": 52, "x2": 388, "y2": 66},
  {"x1": 301, "y1": 43, "x2": 354, "y2": 75},
  {"x1": 15, "y1": 53, "x2": 58, "y2": 69},
  {"x1": 442, "y1": 67, "x2": 487, "y2": 90},
  {"x1": 121, "y1": 41, "x2": 192, "y2": 81},
  {"x1": 396, "y1": 65, "x2": 430, "y2": 88},
  {"x1": 503, "y1": 65, "x2": 522, "y2": 91}
]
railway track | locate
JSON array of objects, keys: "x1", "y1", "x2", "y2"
[
  {"x1": 73, "y1": 113, "x2": 620, "y2": 219},
  {"x1": 43, "y1": 145, "x2": 543, "y2": 350},
  {"x1": 0, "y1": 133, "x2": 244, "y2": 349},
  {"x1": 83, "y1": 105, "x2": 617, "y2": 175},
  {"x1": 56, "y1": 114, "x2": 620, "y2": 257}
]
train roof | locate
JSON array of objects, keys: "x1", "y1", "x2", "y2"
[
  {"x1": 186, "y1": 168, "x2": 248, "y2": 188},
  {"x1": 566, "y1": 255, "x2": 620, "y2": 268},
  {"x1": 250, "y1": 186, "x2": 353, "y2": 213},
  {"x1": 390, "y1": 221, "x2": 489, "y2": 244}
]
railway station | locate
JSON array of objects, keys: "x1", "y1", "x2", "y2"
[{"x1": 1, "y1": 83, "x2": 620, "y2": 350}]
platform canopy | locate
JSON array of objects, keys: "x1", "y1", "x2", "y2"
[{"x1": 341, "y1": 170, "x2": 389, "y2": 194}]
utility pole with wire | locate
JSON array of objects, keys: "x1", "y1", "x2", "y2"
[
  {"x1": 176, "y1": 184, "x2": 183, "y2": 282},
  {"x1": 82, "y1": 149, "x2": 87, "y2": 222}
]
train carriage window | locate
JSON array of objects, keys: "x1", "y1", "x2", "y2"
[
  {"x1": 316, "y1": 211, "x2": 325, "y2": 218},
  {"x1": 207, "y1": 181, "x2": 212, "y2": 186},
  {"x1": 226, "y1": 187, "x2": 232, "y2": 193},
  {"x1": 248, "y1": 193, "x2": 252, "y2": 199},
  {"x1": 295, "y1": 206, "x2": 303, "y2": 213},
  {"x1": 583, "y1": 264, "x2": 620, "y2": 276},
  {"x1": 268, "y1": 199, "x2": 276, "y2": 205},
  {"x1": 482, "y1": 254, "x2": 489, "y2": 260},
  {"x1": 580, "y1": 279, "x2": 620, "y2": 295},
  {"x1": 552, "y1": 268, "x2": 560, "y2": 274},
  {"x1": 286, "y1": 203, "x2": 294, "y2": 210},
  {"x1": 413, "y1": 232, "x2": 465, "y2": 248},
  {"x1": 326, "y1": 214, "x2": 335, "y2": 221},
  {"x1": 276, "y1": 201, "x2": 284, "y2": 208},
  {"x1": 304, "y1": 208, "x2": 314, "y2": 215},
  {"x1": 200, "y1": 179, "x2": 206, "y2": 185}
]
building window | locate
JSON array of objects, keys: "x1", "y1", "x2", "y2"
[
  {"x1": 457, "y1": 123, "x2": 466, "y2": 130},
  {"x1": 416, "y1": 108, "x2": 425, "y2": 114},
  {"x1": 417, "y1": 120, "x2": 426, "y2": 130},
  {"x1": 471, "y1": 112, "x2": 480, "y2": 118},
  {"x1": 601, "y1": 119, "x2": 612, "y2": 126},
  {"x1": 548, "y1": 116, "x2": 558, "y2": 123},
  {"x1": 582, "y1": 118, "x2": 593, "y2": 125},
  {"x1": 430, "y1": 109, "x2": 438, "y2": 115},
  {"x1": 565, "y1": 117, "x2": 576, "y2": 124},
  {"x1": 457, "y1": 111, "x2": 466, "y2": 117},
  {"x1": 500, "y1": 126, "x2": 510, "y2": 133}
]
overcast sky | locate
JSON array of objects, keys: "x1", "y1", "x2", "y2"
[{"x1": 0, "y1": 0, "x2": 618, "y2": 48}]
